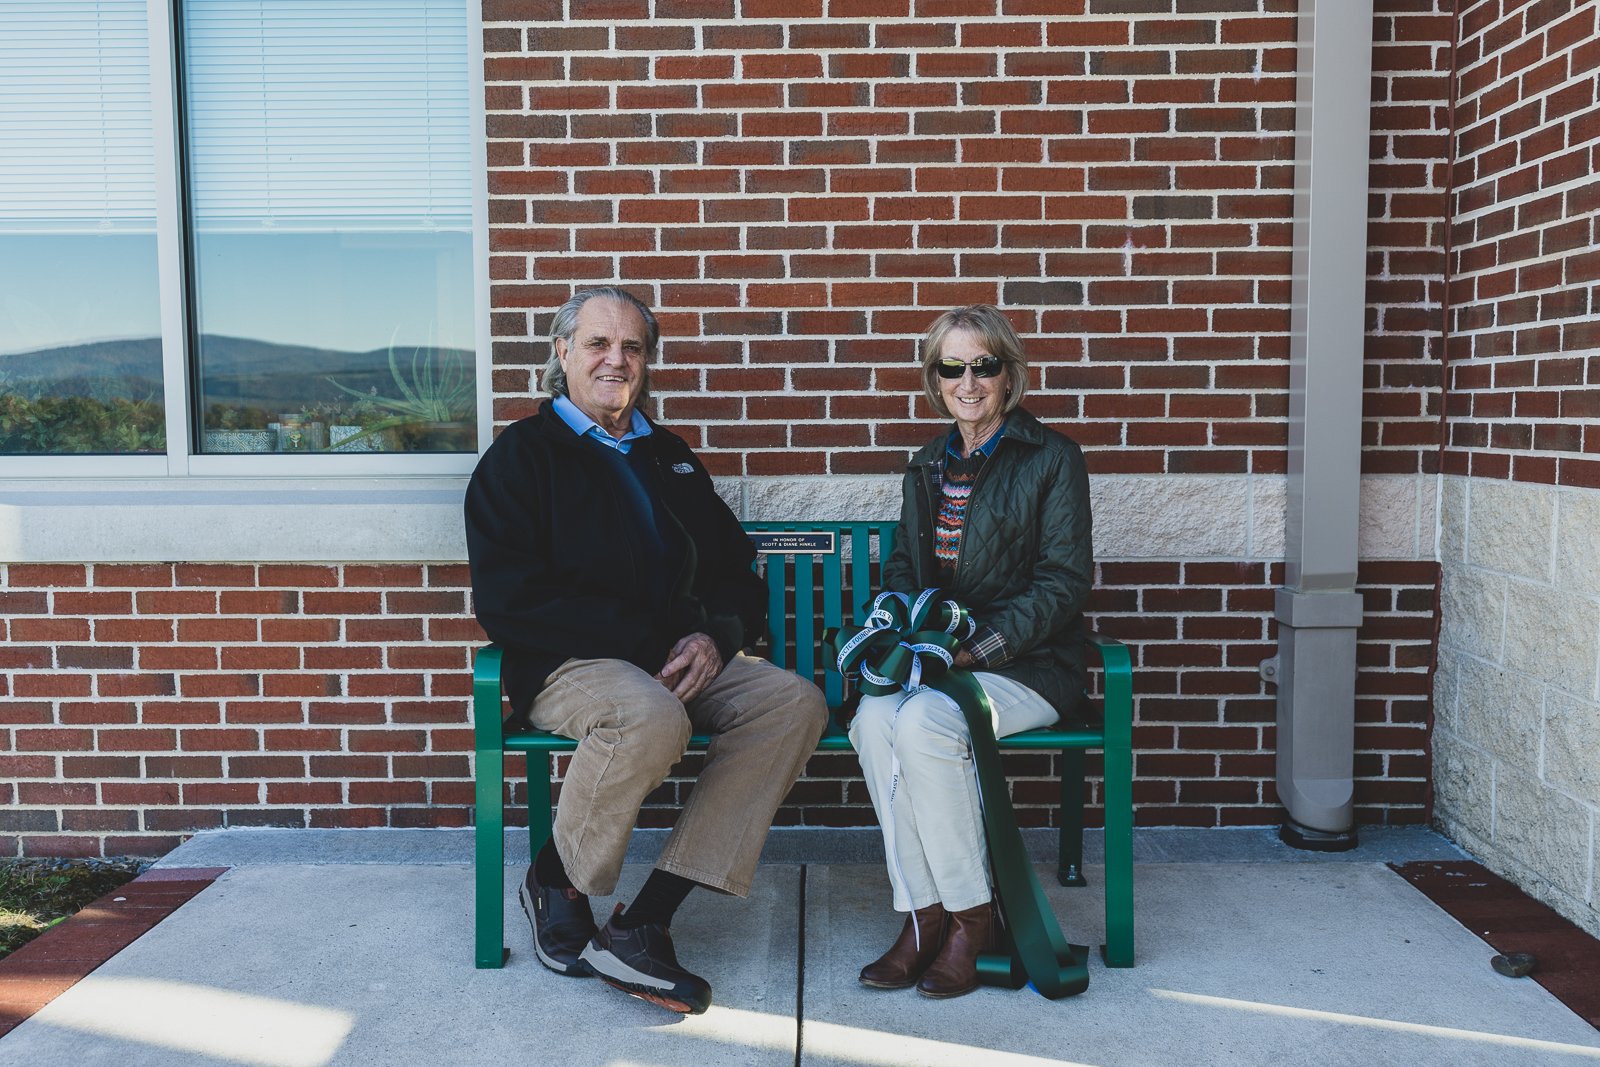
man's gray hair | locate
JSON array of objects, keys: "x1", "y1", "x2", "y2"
[{"x1": 541, "y1": 287, "x2": 659, "y2": 401}]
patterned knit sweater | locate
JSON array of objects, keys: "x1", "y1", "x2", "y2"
[
  {"x1": 931, "y1": 425, "x2": 1011, "y2": 668},
  {"x1": 934, "y1": 449, "x2": 987, "y2": 582}
]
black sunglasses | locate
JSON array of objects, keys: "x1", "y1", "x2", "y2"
[{"x1": 935, "y1": 356, "x2": 1004, "y2": 379}]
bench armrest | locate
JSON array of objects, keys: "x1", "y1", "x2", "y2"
[
  {"x1": 1085, "y1": 630, "x2": 1131, "y2": 736},
  {"x1": 1085, "y1": 630, "x2": 1130, "y2": 673},
  {"x1": 473, "y1": 645, "x2": 505, "y2": 754}
]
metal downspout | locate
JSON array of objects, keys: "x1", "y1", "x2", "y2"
[{"x1": 1261, "y1": 0, "x2": 1375, "y2": 850}]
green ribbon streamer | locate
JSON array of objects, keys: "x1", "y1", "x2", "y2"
[{"x1": 826, "y1": 590, "x2": 1090, "y2": 1000}]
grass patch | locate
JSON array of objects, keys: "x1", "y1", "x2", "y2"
[{"x1": 0, "y1": 858, "x2": 152, "y2": 962}]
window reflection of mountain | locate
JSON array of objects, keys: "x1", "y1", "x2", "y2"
[
  {"x1": 0, "y1": 335, "x2": 477, "y2": 454},
  {"x1": 0, "y1": 337, "x2": 163, "y2": 401},
  {"x1": 197, "y1": 335, "x2": 476, "y2": 453},
  {"x1": 195, "y1": 335, "x2": 474, "y2": 410}
]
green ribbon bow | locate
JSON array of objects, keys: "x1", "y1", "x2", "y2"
[
  {"x1": 829, "y1": 588, "x2": 974, "y2": 696},
  {"x1": 825, "y1": 590, "x2": 1090, "y2": 1000}
]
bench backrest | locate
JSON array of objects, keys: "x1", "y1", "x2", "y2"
[{"x1": 742, "y1": 521, "x2": 899, "y2": 708}]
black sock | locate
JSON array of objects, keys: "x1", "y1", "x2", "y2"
[
  {"x1": 617, "y1": 869, "x2": 696, "y2": 929},
  {"x1": 534, "y1": 838, "x2": 574, "y2": 891}
]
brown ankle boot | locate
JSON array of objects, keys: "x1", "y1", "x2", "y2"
[
  {"x1": 859, "y1": 904, "x2": 948, "y2": 989},
  {"x1": 915, "y1": 902, "x2": 995, "y2": 999}
]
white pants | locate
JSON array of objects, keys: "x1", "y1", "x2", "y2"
[{"x1": 848, "y1": 673, "x2": 1059, "y2": 913}]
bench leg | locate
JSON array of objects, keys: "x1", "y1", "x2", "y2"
[
  {"x1": 1057, "y1": 748, "x2": 1088, "y2": 887},
  {"x1": 475, "y1": 742, "x2": 508, "y2": 968},
  {"x1": 528, "y1": 753, "x2": 554, "y2": 863},
  {"x1": 1101, "y1": 701, "x2": 1135, "y2": 968}
]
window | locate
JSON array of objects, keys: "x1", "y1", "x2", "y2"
[
  {"x1": 184, "y1": 0, "x2": 477, "y2": 455},
  {"x1": 0, "y1": 0, "x2": 164, "y2": 455},
  {"x1": 0, "y1": 0, "x2": 485, "y2": 465}
]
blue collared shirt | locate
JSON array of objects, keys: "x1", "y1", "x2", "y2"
[
  {"x1": 947, "y1": 418, "x2": 1005, "y2": 460},
  {"x1": 552, "y1": 394, "x2": 652, "y2": 454}
]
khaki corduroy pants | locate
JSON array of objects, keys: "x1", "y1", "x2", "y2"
[{"x1": 528, "y1": 652, "x2": 829, "y2": 898}]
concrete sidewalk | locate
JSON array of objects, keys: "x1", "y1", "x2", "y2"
[{"x1": 1, "y1": 828, "x2": 1598, "y2": 1066}]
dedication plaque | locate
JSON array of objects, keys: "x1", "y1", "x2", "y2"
[{"x1": 748, "y1": 531, "x2": 836, "y2": 555}]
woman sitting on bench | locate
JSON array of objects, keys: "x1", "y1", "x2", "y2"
[{"x1": 849, "y1": 304, "x2": 1094, "y2": 999}]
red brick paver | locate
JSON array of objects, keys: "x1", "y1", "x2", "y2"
[
  {"x1": 0, "y1": 867, "x2": 226, "y2": 1039},
  {"x1": 1392, "y1": 860, "x2": 1600, "y2": 1031}
]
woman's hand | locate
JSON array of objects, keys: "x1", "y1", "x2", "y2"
[{"x1": 952, "y1": 648, "x2": 976, "y2": 671}]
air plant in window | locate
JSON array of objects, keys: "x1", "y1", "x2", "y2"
[{"x1": 324, "y1": 325, "x2": 474, "y2": 450}]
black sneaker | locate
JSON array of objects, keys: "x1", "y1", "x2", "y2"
[
  {"x1": 519, "y1": 865, "x2": 596, "y2": 977},
  {"x1": 580, "y1": 904, "x2": 713, "y2": 1014}
]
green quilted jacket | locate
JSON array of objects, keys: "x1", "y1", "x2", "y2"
[{"x1": 882, "y1": 406, "x2": 1094, "y2": 720}]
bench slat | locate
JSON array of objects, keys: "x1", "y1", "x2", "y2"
[
  {"x1": 795, "y1": 553, "x2": 815, "y2": 684},
  {"x1": 766, "y1": 555, "x2": 786, "y2": 670},
  {"x1": 822, "y1": 549, "x2": 843, "y2": 706},
  {"x1": 848, "y1": 525, "x2": 866, "y2": 625}
]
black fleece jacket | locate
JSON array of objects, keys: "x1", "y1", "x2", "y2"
[{"x1": 465, "y1": 404, "x2": 766, "y2": 716}]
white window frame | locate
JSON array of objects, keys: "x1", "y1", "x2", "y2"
[{"x1": 1, "y1": 0, "x2": 491, "y2": 481}]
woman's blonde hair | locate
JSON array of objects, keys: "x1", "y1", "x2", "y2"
[{"x1": 919, "y1": 305, "x2": 1029, "y2": 419}]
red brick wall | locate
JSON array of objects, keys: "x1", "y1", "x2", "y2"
[
  {"x1": 472, "y1": 0, "x2": 1452, "y2": 836},
  {"x1": 520, "y1": 561, "x2": 1435, "y2": 833},
  {"x1": 0, "y1": 564, "x2": 485, "y2": 857},
  {"x1": 0, "y1": 1, "x2": 1483, "y2": 855},
  {"x1": 1442, "y1": 0, "x2": 1600, "y2": 487},
  {"x1": 483, "y1": 2, "x2": 1461, "y2": 483},
  {"x1": 1088, "y1": 559, "x2": 1436, "y2": 826},
  {"x1": 0, "y1": 557, "x2": 1434, "y2": 857},
  {"x1": 1365, "y1": 0, "x2": 1455, "y2": 476},
  {"x1": 483, "y1": 0, "x2": 1308, "y2": 477}
]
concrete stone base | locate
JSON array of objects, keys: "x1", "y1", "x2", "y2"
[
  {"x1": 1435, "y1": 474, "x2": 1600, "y2": 940},
  {"x1": 713, "y1": 472, "x2": 1436, "y2": 563}
]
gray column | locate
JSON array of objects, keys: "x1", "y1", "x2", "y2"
[{"x1": 1270, "y1": 0, "x2": 1374, "y2": 849}]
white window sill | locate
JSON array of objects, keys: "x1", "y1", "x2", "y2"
[{"x1": 0, "y1": 477, "x2": 469, "y2": 563}]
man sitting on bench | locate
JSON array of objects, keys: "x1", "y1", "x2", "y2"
[{"x1": 464, "y1": 287, "x2": 828, "y2": 1015}]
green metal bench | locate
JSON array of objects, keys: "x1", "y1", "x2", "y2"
[{"x1": 472, "y1": 520, "x2": 1134, "y2": 969}]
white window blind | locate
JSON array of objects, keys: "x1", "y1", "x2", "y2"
[
  {"x1": 0, "y1": 0, "x2": 155, "y2": 232},
  {"x1": 184, "y1": 0, "x2": 472, "y2": 231}
]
